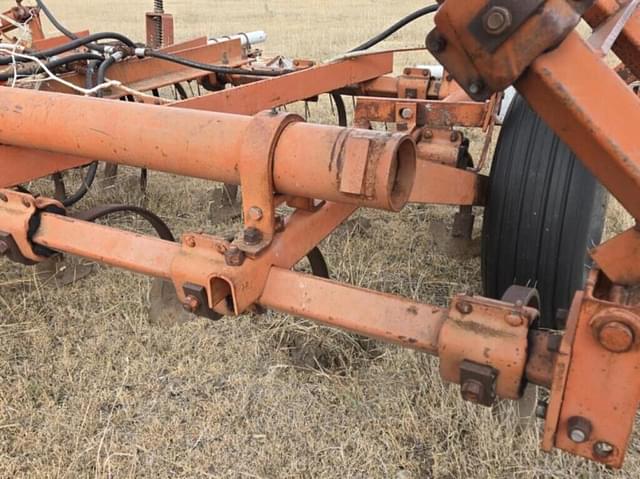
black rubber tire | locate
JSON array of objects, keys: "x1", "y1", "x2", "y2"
[{"x1": 482, "y1": 94, "x2": 608, "y2": 329}]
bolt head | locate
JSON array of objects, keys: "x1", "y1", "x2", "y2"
[
  {"x1": 593, "y1": 441, "x2": 615, "y2": 458},
  {"x1": 567, "y1": 416, "x2": 592, "y2": 444},
  {"x1": 400, "y1": 108, "x2": 414, "y2": 120},
  {"x1": 461, "y1": 379, "x2": 484, "y2": 403},
  {"x1": 456, "y1": 301, "x2": 473, "y2": 315},
  {"x1": 468, "y1": 81, "x2": 484, "y2": 96},
  {"x1": 426, "y1": 31, "x2": 447, "y2": 54},
  {"x1": 483, "y1": 6, "x2": 512, "y2": 35},
  {"x1": 505, "y1": 313, "x2": 524, "y2": 327},
  {"x1": 247, "y1": 206, "x2": 263, "y2": 221},
  {"x1": 243, "y1": 227, "x2": 263, "y2": 246},
  {"x1": 450, "y1": 131, "x2": 460, "y2": 142},
  {"x1": 598, "y1": 321, "x2": 635, "y2": 353},
  {"x1": 422, "y1": 129, "x2": 433, "y2": 140},
  {"x1": 182, "y1": 295, "x2": 200, "y2": 313},
  {"x1": 224, "y1": 245, "x2": 245, "y2": 267}
]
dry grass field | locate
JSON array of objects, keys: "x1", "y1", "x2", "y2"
[{"x1": 0, "y1": 1, "x2": 637, "y2": 477}]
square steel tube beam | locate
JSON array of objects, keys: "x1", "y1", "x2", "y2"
[
  {"x1": 172, "y1": 53, "x2": 394, "y2": 114},
  {"x1": 516, "y1": 31, "x2": 640, "y2": 220}
]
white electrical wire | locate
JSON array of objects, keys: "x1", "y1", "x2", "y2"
[{"x1": 0, "y1": 48, "x2": 172, "y2": 103}]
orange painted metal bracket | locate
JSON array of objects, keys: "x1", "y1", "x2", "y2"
[
  {"x1": 410, "y1": 161, "x2": 487, "y2": 206},
  {"x1": 544, "y1": 270, "x2": 640, "y2": 468},
  {"x1": 590, "y1": 228, "x2": 640, "y2": 285},
  {"x1": 355, "y1": 97, "x2": 490, "y2": 129}
]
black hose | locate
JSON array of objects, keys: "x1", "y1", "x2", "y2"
[
  {"x1": 35, "y1": 0, "x2": 77, "y2": 39},
  {"x1": 145, "y1": 50, "x2": 292, "y2": 77},
  {"x1": 0, "y1": 52, "x2": 104, "y2": 81},
  {"x1": 0, "y1": 33, "x2": 135, "y2": 67},
  {"x1": 61, "y1": 162, "x2": 99, "y2": 207},
  {"x1": 95, "y1": 55, "x2": 117, "y2": 96},
  {"x1": 349, "y1": 4, "x2": 439, "y2": 52},
  {"x1": 330, "y1": 93, "x2": 348, "y2": 127}
]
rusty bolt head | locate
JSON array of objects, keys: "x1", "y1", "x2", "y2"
[
  {"x1": 461, "y1": 379, "x2": 484, "y2": 404},
  {"x1": 483, "y1": 6, "x2": 512, "y2": 35},
  {"x1": 243, "y1": 227, "x2": 263, "y2": 246},
  {"x1": 456, "y1": 301, "x2": 473, "y2": 315},
  {"x1": 184, "y1": 236, "x2": 197, "y2": 248},
  {"x1": 422, "y1": 129, "x2": 433, "y2": 141},
  {"x1": 0, "y1": 240, "x2": 8, "y2": 256},
  {"x1": 182, "y1": 295, "x2": 200, "y2": 314},
  {"x1": 224, "y1": 245, "x2": 245, "y2": 267},
  {"x1": 468, "y1": 81, "x2": 484, "y2": 96},
  {"x1": 505, "y1": 313, "x2": 524, "y2": 327},
  {"x1": 400, "y1": 108, "x2": 414, "y2": 120},
  {"x1": 593, "y1": 441, "x2": 615, "y2": 458},
  {"x1": 247, "y1": 206, "x2": 263, "y2": 221},
  {"x1": 450, "y1": 131, "x2": 460, "y2": 142},
  {"x1": 568, "y1": 416, "x2": 592, "y2": 444},
  {"x1": 426, "y1": 31, "x2": 447, "y2": 53},
  {"x1": 597, "y1": 321, "x2": 635, "y2": 353}
]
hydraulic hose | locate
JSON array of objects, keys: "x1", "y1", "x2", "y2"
[
  {"x1": 144, "y1": 50, "x2": 292, "y2": 77},
  {"x1": 0, "y1": 32, "x2": 136, "y2": 66},
  {"x1": 349, "y1": 4, "x2": 439, "y2": 52},
  {"x1": 0, "y1": 52, "x2": 104, "y2": 81}
]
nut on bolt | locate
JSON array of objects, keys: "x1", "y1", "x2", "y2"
[
  {"x1": 483, "y1": 6, "x2": 512, "y2": 35},
  {"x1": 426, "y1": 30, "x2": 447, "y2": 53},
  {"x1": 461, "y1": 379, "x2": 484, "y2": 404},
  {"x1": 597, "y1": 321, "x2": 635, "y2": 353},
  {"x1": 243, "y1": 227, "x2": 263, "y2": 246},
  {"x1": 456, "y1": 300, "x2": 473, "y2": 315},
  {"x1": 593, "y1": 441, "x2": 615, "y2": 458},
  {"x1": 400, "y1": 108, "x2": 414, "y2": 120},
  {"x1": 224, "y1": 245, "x2": 245, "y2": 267},
  {"x1": 567, "y1": 416, "x2": 592, "y2": 444},
  {"x1": 182, "y1": 295, "x2": 200, "y2": 314}
]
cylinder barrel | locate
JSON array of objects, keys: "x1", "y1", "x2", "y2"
[{"x1": 0, "y1": 88, "x2": 415, "y2": 211}]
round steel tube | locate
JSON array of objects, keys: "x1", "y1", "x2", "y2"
[{"x1": 0, "y1": 88, "x2": 415, "y2": 211}]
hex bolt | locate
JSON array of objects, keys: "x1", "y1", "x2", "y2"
[
  {"x1": 461, "y1": 379, "x2": 484, "y2": 403},
  {"x1": 400, "y1": 108, "x2": 414, "y2": 120},
  {"x1": 597, "y1": 321, "x2": 635, "y2": 353},
  {"x1": 426, "y1": 31, "x2": 447, "y2": 53},
  {"x1": 224, "y1": 245, "x2": 245, "y2": 267},
  {"x1": 483, "y1": 6, "x2": 512, "y2": 36},
  {"x1": 468, "y1": 81, "x2": 484, "y2": 96},
  {"x1": 456, "y1": 301, "x2": 473, "y2": 315},
  {"x1": 593, "y1": 441, "x2": 615, "y2": 458},
  {"x1": 243, "y1": 227, "x2": 263, "y2": 246},
  {"x1": 567, "y1": 416, "x2": 592, "y2": 444},
  {"x1": 422, "y1": 129, "x2": 433, "y2": 141},
  {"x1": 247, "y1": 206, "x2": 263, "y2": 221},
  {"x1": 0, "y1": 239, "x2": 8, "y2": 256},
  {"x1": 182, "y1": 295, "x2": 200, "y2": 313}
]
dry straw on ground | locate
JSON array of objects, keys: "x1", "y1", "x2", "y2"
[{"x1": 0, "y1": 1, "x2": 637, "y2": 477}]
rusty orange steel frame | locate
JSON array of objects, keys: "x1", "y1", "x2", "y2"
[{"x1": 1, "y1": 0, "x2": 640, "y2": 469}]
